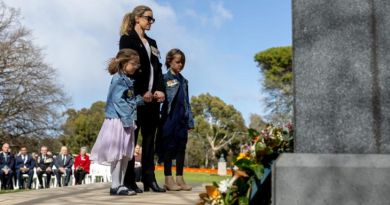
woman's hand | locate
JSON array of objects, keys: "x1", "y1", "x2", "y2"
[
  {"x1": 153, "y1": 91, "x2": 165, "y2": 102},
  {"x1": 188, "y1": 128, "x2": 194, "y2": 132},
  {"x1": 143, "y1": 91, "x2": 153, "y2": 103}
]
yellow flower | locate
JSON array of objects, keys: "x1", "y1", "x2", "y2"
[{"x1": 237, "y1": 153, "x2": 250, "y2": 161}]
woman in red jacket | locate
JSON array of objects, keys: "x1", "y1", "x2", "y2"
[{"x1": 74, "y1": 147, "x2": 91, "y2": 185}]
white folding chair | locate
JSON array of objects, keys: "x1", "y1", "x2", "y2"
[{"x1": 89, "y1": 163, "x2": 106, "y2": 183}]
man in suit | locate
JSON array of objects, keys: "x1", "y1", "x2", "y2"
[
  {"x1": 0, "y1": 143, "x2": 14, "y2": 190},
  {"x1": 36, "y1": 146, "x2": 54, "y2": 188},
  {"x1": 15, "y1": 146, "x2": 35, "y2": 189},
  {"x1": 54, "y1": 146, "x2": 73, "y2": 187}
]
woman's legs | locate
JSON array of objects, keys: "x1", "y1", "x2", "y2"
[
  {"x1": 75, "y1": 170, "x2": 88, "y2": 185},
  {"x1": 74, "y1": 170, "x2": 80, "y2": 184}
]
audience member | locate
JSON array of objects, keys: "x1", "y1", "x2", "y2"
[
  {"x1": 15, "y1": 146, "x2": 35, "y2": 189},
  {"x1": 54, "y1": 146, "x2": 74, "y2": 187},
  {"x1": 0, "y1": 143, "x2": 14, "y2": 190},
  {"x1": 36, "y1": 146, "x2": 54, "y2": 188},
  {"x1": 74, "y1": 147, "x2": 91, "y2": 185}
]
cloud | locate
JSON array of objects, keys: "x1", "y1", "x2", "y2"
[
  {"x1": 210, "y1": 1, "x2": 233, "y2": 28},
  {"x1": 184, "y1": 1, "x2": 232, "y2": 28}
]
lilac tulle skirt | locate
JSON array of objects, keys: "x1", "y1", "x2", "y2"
[{"x1": 90, "y1": 118, "x2": 136, "y2": 165}]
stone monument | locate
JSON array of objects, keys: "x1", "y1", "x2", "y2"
[
  {"x1": 273, "y1": 0, "x2": 390, "y2": 204},
  {"x1": 218, "y1": 154, "x2": 227, "y2": 176}
]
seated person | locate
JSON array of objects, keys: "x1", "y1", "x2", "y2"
[
  {"x1": 74, "y1": 147, "x2": 91, "y2": 185},
  {"x1": 0, "y1": 143, "x2": 15, "y2": 190},
  {"x1": 15, "y1": 146, "x2": 35, "y2": 189},
  {"x1": 36, "y1": 146, "x2": 54, "y2": 188},
  {"x1": 54, "y1": 146, "x2": 74, "y2": 187},
  {"x1": 134, "y1": 145, "x2": 142, "y2": 182}
]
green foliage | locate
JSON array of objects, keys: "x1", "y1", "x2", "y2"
[
  {"x1": 191, "y1": 93, "x2": 246, "y2": 134},
  {"x1": 254, "y1": 46, "x2": 293, "y2": 124},
  {"x1": 60, "y1": 101, "x2": 106, "y2": 154},
  {"x1": 190, "y1": 93, "x2": 247, "y2": 168},
  {"x1": 249, "y1": 114, "x2": 267, "y2": 132}
]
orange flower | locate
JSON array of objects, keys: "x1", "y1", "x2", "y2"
[
  {"x1": 206, "y1": 185, "x2": 220, "y2": 200},
  {"x1": 235, "y1": 168, "x2": 249, "y2": 178},
  {"x1": 253, "y1": 136, "x2": 259, "y2": 143}
]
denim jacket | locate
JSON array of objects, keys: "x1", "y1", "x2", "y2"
[
  {"x1": 105, "y1": 72, "x2": 144, "y2": 127},
  {"x1": 162, "y1": 70, "x2": 194, "y2": 128}
]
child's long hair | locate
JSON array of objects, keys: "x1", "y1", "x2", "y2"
[
  {"x1": 108, "y1": 49, "x2": 139, "y2": 75},
  {"x1": 165, "y1": 49, "x2": 186, "y2": 69},
  {"x1": 120, "y1": 6, "x2": 152, "y2": 36}
]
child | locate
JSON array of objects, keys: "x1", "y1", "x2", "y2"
[
  {"x1": 91, "y1": 49, "x2": 143, "y2": 196},
  {"x1": 157, "y1": 49, "x2": 194, "y2": 191}
]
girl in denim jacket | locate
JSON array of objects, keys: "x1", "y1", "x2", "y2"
[
  {"x1": 91, "y1": 49, "x2": 143, "y2": 196},
  {"x1": 157, "y1": 49, "x2": 194, "y2": 191}
]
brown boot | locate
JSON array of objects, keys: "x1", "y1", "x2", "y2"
[
  {"x1": 164, "y1": 176, "x2": 181, "y2": 191},
  {"x1": 176, "y1": 176, "x2": 192, "y2": 191}
]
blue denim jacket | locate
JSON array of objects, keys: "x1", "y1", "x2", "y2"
[
  {"x1": 162, "y1": 70, "x2": 194, "y2": 128},
  {"x1": 105, "y1": 72, "x2": 144, "y2": 127}
]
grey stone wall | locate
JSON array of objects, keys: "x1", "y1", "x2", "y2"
[{"x1": 293, "y1": 0, "x2": 390, "y2": 154}]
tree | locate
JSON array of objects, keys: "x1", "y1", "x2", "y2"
[
  {"x1": 254, "y1": 46, "x2": 293, "y2": 124},
  {"x1": 0, "y1": 2, "x2": 70, "y2": 145},
  {"x1": 249, "y1": 113, "x2": 267, "y2": 131},
  {"x1": 60, "y1": 101, "x2": 105, "y2": 154},
  {"x1": 191, "y1": 93, "x2": 247, "y2": 169}
]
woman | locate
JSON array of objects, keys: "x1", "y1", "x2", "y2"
[
  {"x1": 134, "y1": 145, "x2": 142, "y2": 182},
  {"x1": 74, "y1": 147, "x2": 91, "y2": 185},
  {"x1": 119, "y1": 5, "x2": 165, "y2": 193}
]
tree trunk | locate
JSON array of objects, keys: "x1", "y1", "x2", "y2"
[
  {"x1": 211, "y1": 150, "x2": 216, "y2": 169},
  {"x1": 205, "y1": 151, "x2": 209, "y2": 168}
]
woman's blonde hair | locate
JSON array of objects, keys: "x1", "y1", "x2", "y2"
[
  {"x1": 120, "y1": 5, "x2": 152, "y2": 35},
  {"x1": 165, "y1": 49, "x2": 186, "y2": 69},
  {"x1": 108, "y1": 49, "x2": 139, "y2": 75}
]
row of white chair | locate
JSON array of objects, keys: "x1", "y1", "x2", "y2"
[{"x1": 0, "y1": 162, "x2": 111, "y2": 190}]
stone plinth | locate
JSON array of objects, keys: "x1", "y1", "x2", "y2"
[
  {"x1": 218, "y1": 161, "x2": 227, "y2": 176},
  {"x1": 273, "y1": 154, "x2": 390, "y2": 205}
]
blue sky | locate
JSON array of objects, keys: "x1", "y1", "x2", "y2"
[{"x1": 5, "y1": 0, "x2": 292, "y2": 125}]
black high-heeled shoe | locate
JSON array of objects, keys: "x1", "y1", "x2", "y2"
[
  {"x1": 143, "y1": 181, "x2": 166, "y2": 192},
  {"x1": 131, "y1": 183, "x2": 143, "y2": 193}
]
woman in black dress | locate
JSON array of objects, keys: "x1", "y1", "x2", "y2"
[{"x1": 119, "y1": 5, "x2": 165, "y2": 193}]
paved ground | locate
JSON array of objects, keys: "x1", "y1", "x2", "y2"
[{"x1": 0, "y1": 182, "x2": 205, "y2": 205}]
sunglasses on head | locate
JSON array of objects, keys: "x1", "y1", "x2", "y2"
[{"x1": 140, "y1": 16, "x2": 155, "y2": 23}]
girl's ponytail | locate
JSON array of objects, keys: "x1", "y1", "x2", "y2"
[
  {"x1": 108, "y1": 57, "x2": 120, "y2": 75},
  {"x1": 107, "y1": 49, "x2": 140, "y2": 75}
]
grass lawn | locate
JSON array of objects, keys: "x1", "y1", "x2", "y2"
[
  {"x1": 155, "y1": 170, "x2": 231, "y2": 184},
  {"x1": 0, "y1": 189, "x2": 31, "y2": 194}
]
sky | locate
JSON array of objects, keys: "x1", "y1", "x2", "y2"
[{"x1": 5, "y1": 0, "x2": 292, "y2": 125}]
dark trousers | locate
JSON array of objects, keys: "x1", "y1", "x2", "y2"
[
  {"x1": 37, "y1": 170, "x2": 53, "y2": 187},
  {"x1": 0, "y1": 169, "x2": 14, "y2": 188},
  {"x1": 124, "y1": 102, "x2": 159, "y2": 186},
  {"x1": 135, "y1": 167, "x2": 142, "y2": 182},
  {"x1": 55, "y1": 168, "x2": 72, "y2": 186},
  {"x1": 74, "y1": 170, "x2": 88, "y2": 185},
  {"x1": 16, "y1": 169, "x2": 34, "y2": 189},
  {"x1": 164, "y1": 146, "x2": 186, "y2": 176}
]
